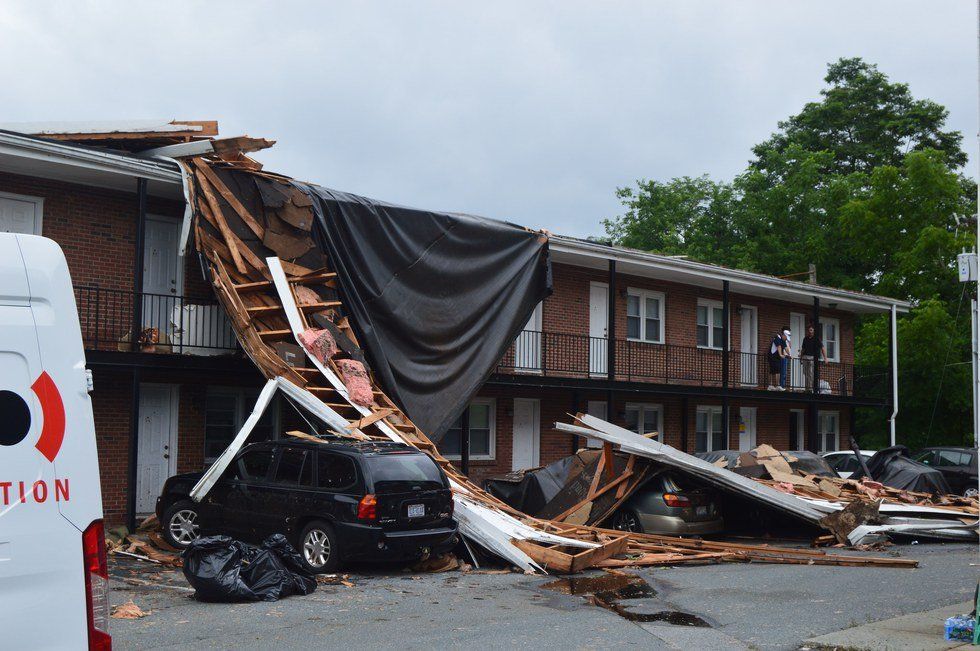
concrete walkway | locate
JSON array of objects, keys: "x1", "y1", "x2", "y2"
[{"x1": 803, "y1": 601, "x2": 974, "y2": 650}]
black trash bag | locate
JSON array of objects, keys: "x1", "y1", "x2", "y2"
[
  {"x1": 182, "y1": 534, "x2": 317, "y2": 603},
  {"x1": 181, "y1": 536, "x2": 259, "y2": 603},
  {"x1": 242, "y1": 534, "x2": 317, "y2": 601}
]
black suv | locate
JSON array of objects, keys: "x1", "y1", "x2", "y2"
[
  {"x1": 156, "y1": 439, "x2": 458, "y2": 572},
  {"x1": 913, "y1": 446, "x2": 979, "y2": 497}
]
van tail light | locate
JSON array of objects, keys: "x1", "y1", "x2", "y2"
[
  {"x1": 83, "y1": 519, "x2": 111, "y2": 650},
  {"x1": 357, "y1": 494, "x2": 377, "y2": 521},
  {"x1": 663, "y1": 493, "x2": 691, "y2": 508}
]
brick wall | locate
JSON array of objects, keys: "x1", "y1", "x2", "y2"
[
  {"x1": 542, "y1": 262, "x2": 854, "y2": 362},
  {"x1": 90, "y1": 370, "x2": 133, "y2": 524},
  {"x1": 0, "y1": 170, "x2": 185, "y2": 291}
]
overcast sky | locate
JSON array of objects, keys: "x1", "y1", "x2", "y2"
[{"x1": 0, "y1": 1, "x2": 976, "y2": 237}]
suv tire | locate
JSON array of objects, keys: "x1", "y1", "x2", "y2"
[
  {"x1": 299, "y1": 520, "x2": 340, "y2": 573},
  {"x1": 162, "y1": 499, "x2": 203, "y2": 549}
]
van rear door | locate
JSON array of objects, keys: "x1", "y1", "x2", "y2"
[{"x1": 0, "y1": 235, "x2": 104, "y2": 648}]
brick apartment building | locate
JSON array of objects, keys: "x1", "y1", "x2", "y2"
[{"x1": 0, "y1": 128, "x2": 908, "y2": 525}]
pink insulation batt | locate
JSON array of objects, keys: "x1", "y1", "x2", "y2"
[
  {"x1": 298, "y1": 328, "x2": 338, "y2": 363},
  {"x1": 337, "y1": 359, "x2": 374, "y2": 407}
]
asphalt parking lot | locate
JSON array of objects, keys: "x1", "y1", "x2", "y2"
[{"x1": 108, "y1": 542, "x2": 978, "y2": 650}]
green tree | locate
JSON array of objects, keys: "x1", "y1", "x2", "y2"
[
  {"x1": 751, "y1": 57, "x2": 966, "y2": 177},
  {"x1": 603, "y1": 57, "x2": 976, "y2": 448}
]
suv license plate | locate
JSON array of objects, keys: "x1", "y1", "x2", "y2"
[
  {"x1": 696, "y1": 506, "x2": 708, "y2": 517},
  {"x1": 407, "y1": 504, "x2": 425, "y2": 518}
]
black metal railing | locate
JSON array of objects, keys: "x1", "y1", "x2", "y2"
[
  {"x1": 496, "y1": 330, "x2": 890, "y2": 402},
  {"x1": 74, "y1": 285, "x2": 238, "y2": 355}
]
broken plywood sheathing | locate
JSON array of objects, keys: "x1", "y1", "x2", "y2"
[{"x1": 181, "y1": 153, "x2": 915, "y2": 572}]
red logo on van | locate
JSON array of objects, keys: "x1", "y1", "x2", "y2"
[{"x1": 31, "y1": 372, "x2": 65, "y2": 462}]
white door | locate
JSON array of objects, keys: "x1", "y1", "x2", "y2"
[
  {"x1": 789, "y1": 312, "x2": 806, "y2": 389},
  {"x1": 739, "y1": 306, "x2": 758, "y2": 386},
  {"x1": 136, "y1": 384, "x2": 178, "y2": 513},
  {"x1": 514, "y1": 303, "x2": 543, "y2": 372},
  {"x1": 143, "y1": 216, "x2": 183, "y2": 342},
  {"x1": 738, "y1": 407, "x2": 757, "y2": 452},
  {"x1": 584, "y1": 400, "x2": 607, "y2": 448},
  {"x1": 589, "y1": 282, "x2": 608, "y2": 376},
  {"x1": 512, "y1": 398, "x2": 540, "y2": 470},
  {"x1": 0, "y1": 195, "x2": 41, "y2": 234}
]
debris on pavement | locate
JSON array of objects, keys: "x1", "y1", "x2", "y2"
[
  {"x1": 110, "y1": 600, "x2": 149, "y2": 619},
  {"x1": 411, "y1": 553, "x2": 462, "y2": 573}
]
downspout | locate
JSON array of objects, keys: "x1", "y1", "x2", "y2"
[
  {"x1": 889, "y1": 303, "x2": 898, "y2": 446},
  {"x1": 126, "y1": 177, "x2": 148, "y2": 532},
  {"x1": 166, "y1": 157, "x2": 194, "y2": 257}
]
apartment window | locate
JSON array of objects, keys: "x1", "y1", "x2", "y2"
[
  {"x1": 695, "y1": 406, "x2": 725, "y2": 452},
  {"x1": 441, "y1": 399, "x2": 496, "y2": 461},
  {"x1": 818, "y1": 411, "x2": 839, "y2": 452},
  {"x1": 821, "y1": 318, "x2": 840, "y2": 362},
  {"x1": 696, "y1": 299, "x2": 725, "y2": 349},
  {"x1": 625, "y1": 403, "x2": 662, "y2": 438},
  {"x1": 204, "y1": 388, "x2": 280, "y2": 462},
  {"x1": 626, "y1": 289, "x2": 665, "y2": 343}
]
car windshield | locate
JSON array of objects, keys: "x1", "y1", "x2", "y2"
[{"x1": 367, "y1": 453, "x2": 444, "y2": 492}]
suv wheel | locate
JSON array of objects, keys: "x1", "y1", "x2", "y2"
[
  {"x1": 299, "y1": 520, "x2": 339, "y2": 573},
  {"x1": 612, "y1": 509, "x2": 643, "y2": 534},
  {"x1": 162, "y1": 500, "x2": 202, "y2": 549},
  {"x1": 964, "y1": 487, "x2": 978, "y2": 498}
]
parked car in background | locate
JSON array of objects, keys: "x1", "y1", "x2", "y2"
[
  {"x1": 610, "y1": 472, "x2": 723, "y2": 535},
  {"x1": 157, "y1": 439, "x2": 459, "y2": 572},
  {"x1": 823, "y1": 450, "x2": 875, "y2": 479},
  {"x1": 913, "y1": 447, "x2": 979, "y2": 497}
]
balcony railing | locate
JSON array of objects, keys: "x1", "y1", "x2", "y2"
[
  {"x1": 497, "y1": 330, "x2": 890, "y2": 402},
  {"x1": 74, "y1": 285, "x2": 238, "y2": 355}
]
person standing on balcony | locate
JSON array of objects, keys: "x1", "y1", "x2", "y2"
[
  {"x1": 767, "y1": 328, "x2": 788, "y2": 391},
  {"x1": 780, "y1": 328, "x2": 792, "y2": 389},
  {"x1": 800, "y1": 323, "x2": 828, "y2": 392}
]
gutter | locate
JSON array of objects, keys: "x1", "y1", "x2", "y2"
[
  {"x1": 551, "y1": 236, "x2": 912, "y2": 314},
  {"x1": 0, "y1": 129, "x2": 182, "y2": 185}
]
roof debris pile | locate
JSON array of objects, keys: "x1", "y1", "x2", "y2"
[
  {"x1": 32, "y1": 120, "x2": 943, "y2": 574},
  {"x1": 707, "y1": 444, "x2": 978, "y2": 545}
]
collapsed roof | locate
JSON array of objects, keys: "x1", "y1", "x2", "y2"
[{"x1": 21, "y1": 120, "x2": 931, "y2": 572}]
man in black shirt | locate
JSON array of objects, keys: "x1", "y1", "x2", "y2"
[{"x1": 801, "y1": 324, "x2": 828, "y2": 391}]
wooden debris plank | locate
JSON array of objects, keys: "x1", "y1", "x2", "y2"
[
  {"x1": 615, "y1": 455, "x2": 637, "y2": 499},
  {"x1": 194, "y1": 172, "x2": 248, "y2": 274},
  {"x1": 346, "y1": 408, "x2": 396, "y2": 430},
  {"x1": 551, "y1": 471, "x2": 634, "y2": 523},
  {"x1": 193, "y1": 159, "x2": 266, "y2": 238}
]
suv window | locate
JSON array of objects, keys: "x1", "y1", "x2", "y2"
[
  {"x1": 826, "y1": 455, "x2": 845, "y2": 471},
  {"x1": 915, "y1": 451, "x2": 936, "y2": 465},
  {"x1": 273, "y1": 448, "x2": 313, "y2": 486},
  {"x1": 366, "y1": 453, "x2": 444, "y2": 492},
  {"x1": 937, "y1": 450, "x2": 970, "y2": 467},
  {"x1": 840, "y1": 456, "x2": 861, "y2": 473},
  {"x1": 317, "y1": 452, "x2": 358, "y2": 490},
  {"x1": 239, "y1": 447, "x2": 274, "y2": 480}
]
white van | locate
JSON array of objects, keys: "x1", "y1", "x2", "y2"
[{"x1": 0, "y1": 233, "x2": 110, "y2": 649}]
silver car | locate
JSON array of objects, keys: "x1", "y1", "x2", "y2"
[{"x1": 610, "y1": 473, "x2": 724, "y2": 535}]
